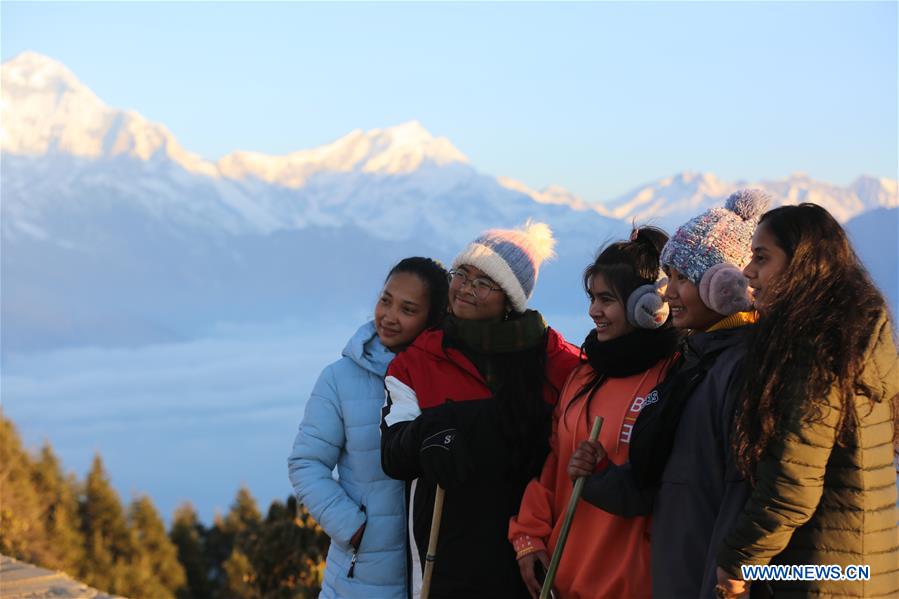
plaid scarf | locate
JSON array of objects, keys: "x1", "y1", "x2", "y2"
[
  {"x1": 444, "y1": 310, "x2": 547, "y2": 354},
  {"x1": 443, "y1": 310, "x2": 548, "y2": 390}
]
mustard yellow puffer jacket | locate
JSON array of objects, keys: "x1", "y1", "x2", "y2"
[{"x1": 718, "y1": 311, "x2": 899, "y2": 597}]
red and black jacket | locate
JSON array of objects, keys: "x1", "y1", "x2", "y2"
[{"x1": 380, "y1": 326, "x2": 579, "y2": 599}]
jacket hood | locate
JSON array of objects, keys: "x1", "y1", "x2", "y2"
[{"x1": 342, "y1": 321, "x2": 393, "y2": 377}]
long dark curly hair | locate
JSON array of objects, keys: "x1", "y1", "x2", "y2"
[{"x1": 733, "y1": 203, "x2": 889, "y2": 483}]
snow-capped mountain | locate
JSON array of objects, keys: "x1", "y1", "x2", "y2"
[
  {"x1": 1, "y1": 53, "x2": 626, "y2": 352},
  {"x1": 1, "y1": 52, "x2": 468, "y2": 182},
  {"x1": 603, "y1": 171, "x2": 898, "y2": 229},
  {"x1": 1, "y1": 51, "x2": 216, "y2": 176},
  {"x1": 1, "y1": 52, "x2": 614, "y2": 250},
  {"x1": 218, "y1": 120, "x2": 469, "y2": 185},
  {"x1": 2, "y1": 52, "x2": 896, "y2": 352},
  {"x1": 4, "y1": 52, "x2": 894, "y2": 242}
]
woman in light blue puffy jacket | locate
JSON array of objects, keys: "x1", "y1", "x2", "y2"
[{"x1": 288, "y1": 257, "x2": 448, "y2": 599}]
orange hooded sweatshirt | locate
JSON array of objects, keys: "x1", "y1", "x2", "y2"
[{"x1": 509, "y1": 356, "x2": 675, "y2": 599}]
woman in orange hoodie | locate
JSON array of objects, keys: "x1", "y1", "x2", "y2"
[{"x1": 508, "y1": 227, "x2": 679, "y2": 599}]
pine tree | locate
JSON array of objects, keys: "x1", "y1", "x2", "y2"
[
  {"x1": 0, "y1": 413, "x2": 52, "y2": 564},
  {"x1": 170, "y1": 502, "x2": 213, "y2": 599},
  {"x1": 31, "y1": 443, "x2": 86, "y2": 574},
  {"x1": 223, "y1": 547, "x2": 261, "y2": 599},
  {"x1": 222, "y1": 485, "x2": 263, "y2": 536},
  {"x1": 79, "y1": 454, "x2": 136, "y2": 594},
  {"x1": 207, "y1": 485, "x2": 263, "y2": 598},
  {"x1": 205, "y1": 513, "x2": 233, "y2": 596},
  {"x1": 289, "y1": 498, "x2": 329, "y2": 594},
  {"x1": 128, "y1": 495, "x2": 187, "y2": 598},
  {"x1": 250, "y1": 496, "x2": 328, "y2": 598}
]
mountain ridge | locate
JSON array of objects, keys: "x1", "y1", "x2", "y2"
[
  {"x1": 3, "y1": 51, "x2": 896, "y2": 229},
  {"x1": 1, "y1": 53, "x2": 469, "y2": 183}
]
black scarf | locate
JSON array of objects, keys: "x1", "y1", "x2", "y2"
[{"x1": 581, "y1": 326, "x2": 680, "y2": 378}]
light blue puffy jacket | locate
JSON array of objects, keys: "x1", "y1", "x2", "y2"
[{"x1": 288, "y1": 321, "x2": 408, "y2": 599}]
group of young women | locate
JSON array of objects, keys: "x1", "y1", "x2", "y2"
[{"x1": 288, "y1": 191, "x2": 898, "y2": 599}]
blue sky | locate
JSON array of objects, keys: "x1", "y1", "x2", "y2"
[{"x1": 3, "y1": 1, "x2": 897, "y2": 202}]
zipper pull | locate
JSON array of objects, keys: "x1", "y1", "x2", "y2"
[
  {"x1": 347, "y1": 550, "x2": 358, "y2": 578},
  {"x1": 347, "y1": 504, "x2": 366, "y2": 578}
]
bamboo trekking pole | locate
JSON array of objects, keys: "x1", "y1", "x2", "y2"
[
  {"x1": 420, "y1": 485, "x2": 446, "y2": 599},
  {"x1": 539, "y1": 415, "x2": 604, "y2": 599}
]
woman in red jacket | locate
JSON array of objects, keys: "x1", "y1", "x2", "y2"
[
  {"x1": 509, "y1": 227, "x2": 679, "y2": 599},
  {"x1": 380, "y1": 221, "x2": 580, "y2": 599}
]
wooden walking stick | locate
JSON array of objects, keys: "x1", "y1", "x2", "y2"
[
  {"x1": 420, "y1": 485, "x2": 446, "y2": 599},
  {"x1": 539, "y1": 416, "x2": 604, "y2": 599}
]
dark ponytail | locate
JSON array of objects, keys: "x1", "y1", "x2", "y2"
[{"x1": 386, "y1": 257, "x2": 449, "y2": 328}]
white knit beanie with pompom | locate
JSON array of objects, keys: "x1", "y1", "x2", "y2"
[{"x1": 452, "y1": 220, "x2": 556, "y2": 313}]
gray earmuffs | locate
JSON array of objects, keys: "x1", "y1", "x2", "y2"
[
  {"x1": 698, "y1": 263, "x2": 751, "y2": 315},
  {"x1": 626, "y1": 274, "x2": 670, "y2": 329}
]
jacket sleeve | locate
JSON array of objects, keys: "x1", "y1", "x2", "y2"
[
  {"x1": 545, "y1": 329, "x2": 582, "y2": 395},
  {"x1": 717, "y1": 383, "x2": 841, "y2": 575},
  {"x1": 287, "y1": 364, "x2": 366, "y2": 546},
  {"x1": 508, "y1": 400, "x2": 563, "y2": 554},
  {"x1": 581, "y1": 461, "x2": 655, "y2": 517},
  {"x1": 380, "y1": 357, "x2": 424, "y2": 481}
]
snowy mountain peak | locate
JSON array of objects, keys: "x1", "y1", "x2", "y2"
[
  {"x1": 1, "y1": 52, "x2": 216, "y2": 176},
  {"x1": 217, "y1": 120, "x2": 469, "y2": 187},
  {"x1": 1, "y1": 51, "x2": 107, "y2": 156},
  {"x1": 850, "y1": 175, "x2": 899, "y2": 203},
  {"x1": 371, "y1": 120, "x2": 442, "y2": 150},
  {"x1": 1, "y1": 51, "x2": 91, "y2": 98},
  {"x1": 603, "y1": 170, "x2": 732, "y2": 221},
  {"x1": 653, "y1": 171, "x2": 723, "y2": 188},
  {"x1": 340, "y1": 119, "x2": 469, "y2": 173},
  {"x1": 602, "y1": 170, "x2": 898, "y2": 227}
]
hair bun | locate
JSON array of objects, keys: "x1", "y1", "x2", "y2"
[
  {"x1": 725, "y1": 188, "x2": 771, "y2": 221},
  {"x1": 632, "y1": 228, "x2": 647, "y2": 243},
  {"x1": 630, "y1": 226, "x2": 668, "y2": 257}
]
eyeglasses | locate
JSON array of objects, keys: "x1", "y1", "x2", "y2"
[{"x1": 448, "y1": 269, "x2": 502, "y2": 301}]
